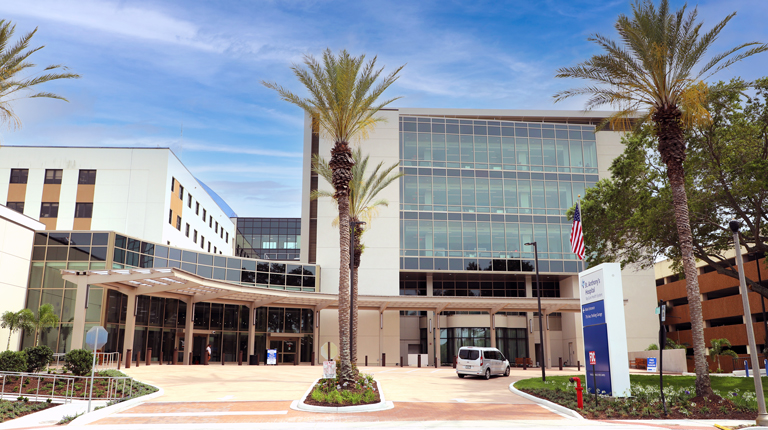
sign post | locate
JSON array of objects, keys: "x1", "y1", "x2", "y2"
[
  {"x1": 85, "y1": 326, "x2": 108, "y2": 413},
  {"x1": 579, "y1": 263, "x2": 630, "y2": 397},
  {"x1": 658, "y1": 299, "x2": 667, "y2": 415}
]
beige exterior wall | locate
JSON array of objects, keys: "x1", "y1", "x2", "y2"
[
  {"x1": 0, "y1": 205, "x2": 44, "y2": 351},
  {"x1": 317, "y1": 309, "x2": 400, "y2": 366}
]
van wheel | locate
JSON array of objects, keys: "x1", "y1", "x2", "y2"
[
  {"x1": 504, "y1": 366, "x2": 510, "y2": 377},
  {"x1": 458, "y1": 374, "x2": 465, "y2": 378},
  {"x1": 484, "y1": 368, "x2": 491, "y2": 380}
]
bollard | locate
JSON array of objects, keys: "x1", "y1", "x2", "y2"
[
  {"x1": 311, "y1": 352, "x2": 315, "y2": 366},
  {"x1": 745, "y1": 360, "x2": 750, "y2": 377},
  {"x1": 126, "y1": 349, "x2": 132, "y2": 369},
  {"x1": 365, "y1": 356, "x2": 368, "y2": 366},
  {"x1": 136, "y1": 350, "x2": 140, "y2": 367},
  {"x1": 160, "y1": 350, "x2": 163, "y2": 365},
  {"x1": 382, "y1": 353, "x2": 386, "y2": 367},
  {"x1": 401, "y1": 356, "x2": 404, "y2": 367},
  {"x1": 523, "y1": 359, "x2": 527, "y2": 370},
  {"x1": 222, "y1": 354, "x2": 225, "y2": 365},
  {"x1": 188, "y1": 352, "x2": 192, "y2": 365},
  {"x1": 173, "y1": 348, "x2": 178, "y2": 365},
  {"x1": 418, "y1": 355, "x2": 422, "y2": 368},
  {"x1": 577, "y1": 360, "x2": 580, "y2": 371},
  {"x1": 146, "y1": 349, "x2": 151, "y2": 366},
  {"x1": 569, "y1": 377, "x2": 584, "y2": 409},
  {"x1": 294, "y1": 353, "x2": 298, "y2": 366},
  {"x1": 118, "y1": 352, "x2": 122, "y2": 370},
  {"x1": 453, "y1": 356, "x2": 456, "y2": 369},
  {"x1": 559, "y1": 357, "x2": 563, "y2": 371},
  {"x1": 238, "y1": 351, "x2": 243, "y2": 366},
  {"x1": 256, "y1": 353, "x2": 260, "y2": 365}
]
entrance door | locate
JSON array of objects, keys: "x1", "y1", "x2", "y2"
[
  {"x1": 193, "y1": 335, "x2": 207, "y2": 364},
  {"x1": 269, "y1": 338, "x2": 298, "y2": 363}
]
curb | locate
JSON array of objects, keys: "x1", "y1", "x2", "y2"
[
  {"x1": 68, "y1": 381, "x2": 164, "y2": 426},
  {"x1": 508, "y1": 383, "x2": 584, "y2": 420},
  {"x1": 291, "y1": 377, "x2": 394, "y2": 413}
]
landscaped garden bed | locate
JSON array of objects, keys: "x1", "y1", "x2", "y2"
[
  {"x1": 514, "y1": 374, "x2": 765, "y2": 420},
  {"x1": 305, "y1": 371, "x2": 380, "y2": 407},
  {"x1": 0, "y1": 370, "x2": 157, "y2": 401},
  {"x1": 0, "y1": 398, "x2": 57, "y2": 423}
]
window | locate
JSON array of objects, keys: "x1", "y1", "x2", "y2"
[
  {"x1": 195, "y1": 202, "x2": 200, "y2": 215},
  {"x1": 185, "y1": 223, "x2": 190, "y2": 237},
  {"x1": 214, "y1": 246, "x2": 217, "y2": 254},
  {"x1": 220, "y1": 229, "x2": 223, "y2": 239},
  {"x1": 209, "y1": 215, "x2": 212, "y2": 228},
  {"x1": 7, "y1": 202, "x2": 24, "y2": 213},
  {"x1": 208, "y1": 242, "x2": 211, "y2": 252},
  {"x1": 178, "y1": 185, "x2": 184, "y2": 200},
  {"x1": 171, "y1": 177, "x2": 175, "y2": 191},
  {"x1": 78, "y1": 170, "x2": 97, "y2": 184},
  {"x1": 74, "y1": 203, "x2": 93, "y2": 218},
  {"x1": 193, "y1": 230, "x2": 198, "y2": 242},
  {"x1": 176, "y1": 215, "x2": 182, "y2": 230},
  {"x1": 202, "y1": 208, "x2": 206, "y2": 221},
  {"x1": 200, "y1": 235, "x2": 205, "y2": 249},
  {"x1": 9, "y1": 169, "x2": 28, "y2": 184},
  {"x1": 40, "y1": 202, "x2": 59, "y2": 218},
  {"x1": 459, "y1": 349, "x2": 479, "y2": 360},
  {"x1": 188, "y1": 193, "x2": 192, "y2": 208},
  {"x1": 215, "y1": 222, "x2": 218, "y2": 233},
  {"x1": 169, "y1": 209, "x2": 173, "y2": 224},
  {"x1": 225, "y1": 232, "x2": 229, "y2": 243},
  {"x1": 44, "y1": 169, "x2": 63, "y2": 184}
]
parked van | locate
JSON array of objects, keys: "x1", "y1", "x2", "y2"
[{"x1": 456, "y1": 346, "x2": 510, "y2": 379}]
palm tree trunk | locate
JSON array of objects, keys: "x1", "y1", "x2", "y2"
[
  {"x1": 656, "y1": 106, "x2": 713, "y2": 397},
  {"x1": 352, "y1": 223, "x2": 362, "y2": 366},
  {"x1": 330, "y1": 141, "x2": 354, "y2": 384},
  {"x1": 6, "y1": 334, "x2": 11, "y2": 351}
]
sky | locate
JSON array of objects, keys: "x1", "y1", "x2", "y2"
[{"x1": 1, "y1": 0, "x2": 767, "y2": 218}]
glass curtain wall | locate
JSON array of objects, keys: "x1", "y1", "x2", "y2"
[{"x1": 439, "y1": 327, "x2": 528, "y2": 365}]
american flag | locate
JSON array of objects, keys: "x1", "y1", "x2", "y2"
[{"x1": 570, "y1": 202, "x2": 585, "y2": 260}]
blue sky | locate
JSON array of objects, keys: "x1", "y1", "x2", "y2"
[{"x1": 2, "y1": 0, "x2": 767, "y2": 217}]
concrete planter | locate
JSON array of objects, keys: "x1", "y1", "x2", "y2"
[{"x1": 290, "y1": 377, "x2": 394, "y2": 413}]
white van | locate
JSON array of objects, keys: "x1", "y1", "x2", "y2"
[{"x1": 456, "y1": 346, "x2": 510, "y2": 379}]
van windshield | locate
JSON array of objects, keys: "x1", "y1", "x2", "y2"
[{"x1": 459, "y1": 349, "x2": 479, "y2": 360}]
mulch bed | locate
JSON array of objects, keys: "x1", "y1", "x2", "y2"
[{"x1": 522, "y1": 388, "x2": 757, "y2": 420}]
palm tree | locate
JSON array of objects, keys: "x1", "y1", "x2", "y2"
[
  {"x1": 263, "y1": 49, "x2": 403, "y2": 383},
  {"x1": 311, "y1": 147, "x2": 404, "y2": 364},
  {"x1": 709, "y1": 338, "x2": 738, "y2": 373},
  {"x1": 1, "y1": 309, "x2": 34, "y2": 350},
  {"x1": 0, "y1": 19, "x2": 80, "y2": 131},
  {"x1": 554, "y1": 0, "x2": 767, "y2": 397},
  {"x1": 30, "y1": 304, "x2": 59, "y2": 347}
]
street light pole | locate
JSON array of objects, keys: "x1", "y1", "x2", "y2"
[
  {"x1": 730, "y1": 220, "x2": 768, "y2": 426},
  {"x1": 525, "y1": 241, "x2": 546, "y2": 381},
  {"x1": 350, "y1": 220, "x2": 366, "y2": 366}
]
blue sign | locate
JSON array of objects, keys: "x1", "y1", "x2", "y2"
[
  {"x1": 582, "y1": 300, "x2": 606, "y2": 327},
  {"x1": 583, "y1": 309, "x2": 613, "y2": 395},
  {"x1": 267, "y1": 349, "x2": 277, "y2": 365},
  {"x1": 647, "y1": 357, "x2": 657, "y2": 372}
]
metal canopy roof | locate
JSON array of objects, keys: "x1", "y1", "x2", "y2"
[{"x1": 60, "y1": 268, "x2": 581, "y2": 314}]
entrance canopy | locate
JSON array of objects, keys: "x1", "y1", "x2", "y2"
[{"x1": 61, "y1": 268, "x2": 582, "y2": 314}]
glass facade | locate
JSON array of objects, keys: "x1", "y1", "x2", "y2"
[
  {"x1": 234, "y1": 218, "x2": 301, "y2": 261},
  {"x1": 399, "y1": 116, "x2": 598, "y2": 273},
  {"x1": 23, "y1": 230, "x2": 318, "y2": 360},
  {"x1": 439, "y1": 327, "x2": 528, "y2": 365}
]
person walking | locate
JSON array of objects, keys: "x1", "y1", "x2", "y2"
[{"x1": 206, "y1": 344, "x2": 211, "y2": 365}]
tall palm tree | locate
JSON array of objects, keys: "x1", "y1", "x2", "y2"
[
  {"x1": 311, "y1": 147, "x2": 404, "y2": 363},
  {"x1": 263, "y1": 49, "x2": 403, "y2": 383},
  {"x1": 1, "y1": 309, "x2": 34, "y2": 350},
  {"x1": 708, "y1": 338, "x2": 737, "y2": 373},
  {"x1": 31, "y1": 304, "x2": 59, "y2": 347},
  {"x1": 554, "y1": 0, "x2": 767, "y2": 397},
  {"x1": 0, "y1": 19, "x2": 80, "y2": 131}
]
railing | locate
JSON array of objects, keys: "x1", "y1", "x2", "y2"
[
  {"x1": 0, "y1": 371, "x2": 134, "y2": 403},
  {"x1": 50, "y1": 352, "x2": 121, "y2": 370}
]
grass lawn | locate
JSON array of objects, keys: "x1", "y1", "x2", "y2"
[{"x1": 514, "y1": 374, "x2": 767, "y2": 419}]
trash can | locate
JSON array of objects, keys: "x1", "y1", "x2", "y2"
[{"x1": 249, "y1": 354, "x2": 259, "y2": 365}]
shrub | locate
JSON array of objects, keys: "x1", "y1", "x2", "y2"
[
  {"x1": 0, "y1": 351, "x2": 27, "y2": 372},
  {"x1": 362, "y1": 388, "x2": 375, "y2": 403},
  {"x1": 64, "y1": 349, "x2": 93, "y2": 376},
  {"x1": 24, "y1": 345, "x2": 53, "y2": 373}
]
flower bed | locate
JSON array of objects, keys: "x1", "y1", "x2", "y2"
[
  {"x1": 304, "y1": 372, "x2": 380, "y2": 407},
  {"x1": 0, "y1": 399, "x2": 56, "y2": 423},
  {"x1": 514, "y1": 375, "x2": 763, "y2": 420},
  {"x1": 0, "y1": 370, "x2": 157, "y2": 400}
]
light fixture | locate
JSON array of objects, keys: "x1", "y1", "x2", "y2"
[
  {"x1": 316, "y1": 311, "x2": 320, "y2": 328},
  {"x1": 253, "y1": 308, "x2": 258, "y2": 326},
  {"x1": 380, "y1": 313, "x2": 383, "y2": 329},
  {"x1": 429, "y1": 318, "x2": 432, "y2": 333},
  {"x1": 529, "y1": 319, "x2": 533, "y2": 333},
  {"x1": 84, "y1": 285, "x2": 90, "y2": 309},
  {"x1": 134, "y1": 296, "x2": 139, "y2": 316}
]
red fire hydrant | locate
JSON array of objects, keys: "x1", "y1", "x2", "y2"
[{"x1": 569, "y1": 377, "x2": 583, "y2": 409}]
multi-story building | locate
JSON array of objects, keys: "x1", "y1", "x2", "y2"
[
  {"x1": 656, "y1": 251, "x2": 768, "y2": 362},
  {"x1": 0, "y1": 146, "x2": 234, "y2": 255},
  {"x1": 302, "y1": 108, "x2": 658, "y2": 368}
]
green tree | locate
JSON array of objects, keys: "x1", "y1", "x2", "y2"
[
  {"x1": 554, "y1": 0, "x2": 767, "y2": 397},
  {"x1": 1, "y1": 309, "x2": 34, "y2": 350},
  {"x1": 0, "y1": 19, "x2": 80, "y2": 131},
  {"x1": 709, "y1": 338, "x2": 738, "y2": 372},
  {"x1": 30, "y1": 304, "x2": 59, "y2": 347},
  {"x1": 263, "y1": 49, "x2": 403, "y2": 383},
  {"x1": 311, "y1": 147, "x2": 403, "y2": 363}
]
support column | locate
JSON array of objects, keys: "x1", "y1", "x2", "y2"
[
  {"x1": 543, "y1": 311, "x2": 551, "y2": 369},
  {"x1": 379, "y1": 311, "x2": 384, "y2": 366},
  {"x1": 490, "y1": 313, "x2": 496, "y2": 348},
  {"x1": 434, "y1": 311, "x2": 441, "y2": 367},
  {"x1": 247, "y1": 302, "x2": 256, "y2": 358},
  {"x1": 123, "y1": 293, "x2": 137, "y2": 363},
  {"x1": 525, "y1": 275, "x2": 535, "y2": 360},
  {"x1": 313, "y1": 307, "x2": 320, "y2": 365},
  {"x1": 182, "y1": 297, "x2": 193, "y2": 365},
  {"x1": 71, "y1": 279, "x2": 89, "y2": 350}
]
